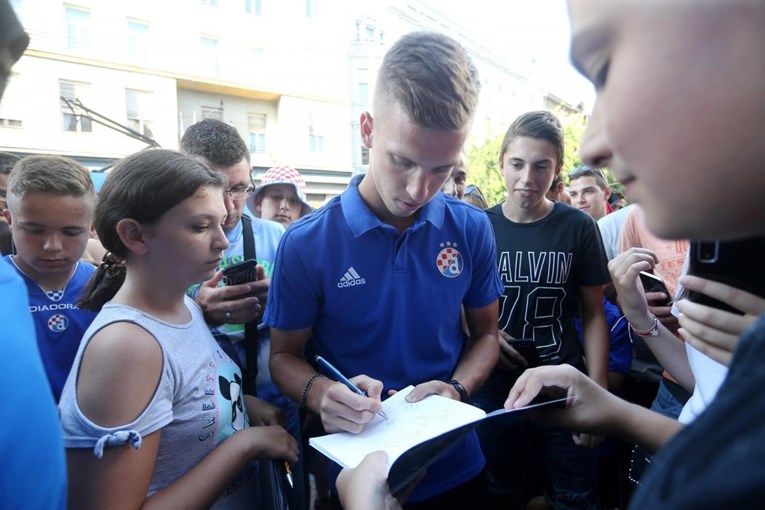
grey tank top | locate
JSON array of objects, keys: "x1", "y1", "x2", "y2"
[{"x1": 59, "y1": 296, "x2": 261, "y2": 508}]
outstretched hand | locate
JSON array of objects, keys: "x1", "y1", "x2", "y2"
[
  {"x1": 505, "y1": 365, "x2": 624, "y2": 439},
  {"x1": 676, "y1": 275, "x2": 765, "y2": 366},
  {"x1": 337, "y1": 451, "x2": 410, "y2": 510}
]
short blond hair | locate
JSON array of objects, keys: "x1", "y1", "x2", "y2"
[
  {"x1": 374, "y1": 31, "x2": 480, "y2": 131},
  {"x1": 7, "y1": 155, "x2": 96, "y2": 212}
]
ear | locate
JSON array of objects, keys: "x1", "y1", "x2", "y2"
[
  {"x1": 604, "y1": 186, "x2": 612, "y2": 200},
  {"x1": 360, "y1": 111, "x2": 374, "y2": 149},
  {"x1": 3, "y1": 209, "x2": 11, "y2": 226},
  {"x1": 115, "y1": 218, "x2": 151, "y2": 256}
]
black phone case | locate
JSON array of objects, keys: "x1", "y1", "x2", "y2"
[
  {"x1": 506, "y1": 339, "x2": 541, "y2": 368},
  {"x1": 687, "y1": 238, "x2": 765, "y2": 314},
  {"x1": 639, "y1": 271, "x2": 672, "y2": 306},
  {"x1": 222, "y1": 259, "x2": 258, "y2": 286}
]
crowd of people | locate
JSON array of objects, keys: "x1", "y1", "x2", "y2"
[{"x1": 3, "y1": 0, "x2": 765, "y2": 509}]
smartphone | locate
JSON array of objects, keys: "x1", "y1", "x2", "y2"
[
  {"x1": 222, "y1": 259, "x2": 258, "y2": 286},
  {"x1": 506, "y1": 338, "x2": 541, "y2": 368},
  {"x1": 639, "y1": 271, "x2": 672, "y2": 306},
  {"x1": 687, "y1": 238, "x2": 765, "y2": 314}
]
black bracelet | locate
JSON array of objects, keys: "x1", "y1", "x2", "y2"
[
  {"x1": 301, "y1": 374, "x2": 326, "y2": 409},
  {"x1": 448, "y1": 379, "x2": 470, "y2": 404}
]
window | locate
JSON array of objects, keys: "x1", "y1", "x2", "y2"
[
  {"x1": 202, "y1": 106, "x2": 223, "y2": 120},
  {"x1": 358, "y1": 82, "x2": 368, "y2": 104},
  {"x1": 247, "y1": 113, "x2": 267, "y2": 153},
  {"x1": 125, "y1": 89, "x2": 154, "y2": 138},
  {"x1": 355, "y1": 22, "x2": 360, "y2": 41},
  {"x1": 245, "y1": 0, "x2": 262, "y2": 15},
  {"x1": 201, "y1": 36, "x2": 220, "y2": 75},
  {"x1": 361, "y1": 145, "x2": 369, "y2": 165},
  {"x1": 0, "y1": 118, "x2": 22, "y2": 128},
  {"x1": 0, "y1": 71, "x2": 23, "y2": 127},
  {"x1": 308, "y1": 114, "x2": 324, "y2": 153},
  {"x1": 200, "y1": 0, "x2": 218, "y2": 6},
  {"x1": 365, "y1": 26, "x2": 374, "y2": 42},
  {"x1": 65, "y1": 6, "x2": 91, "y2": 51},
  {"x1": 59, "y1": 80, "x2": 92, "y2": 132},
  {"x1": 127, "y1": 19, "x2": 150, "y2": 62},
  {"x1": 305, "y1": 0, "x2": 317, "y2": 18}
]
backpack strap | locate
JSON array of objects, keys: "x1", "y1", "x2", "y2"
[{"x1": 240, "y1": 214, "x2": 259, "y2": 396}]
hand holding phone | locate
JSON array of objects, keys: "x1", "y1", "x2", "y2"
[
  {"x1": 687, "y1": 239, "x2": 765, "y2": 314},
  {"x1": 638, "y1": 271, "x2": 672, "y2": 306},
  {"x1": 505, "y1": 338, "x2": 541, "y2": 368},
  {"x1": 222, "y1": 259, "x2": 259, "y2": 286}
]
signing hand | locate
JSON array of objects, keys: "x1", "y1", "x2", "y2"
[
  {"x1": 319, "y1": 375, "x2": 384, "y2": 434},
  {"x1": 676, "y1": 275, "x2": 765, "y2": 366}
]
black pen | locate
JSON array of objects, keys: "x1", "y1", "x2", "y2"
[{"x1": 315, "y1": 355, "x2": 388, "y2": 420}]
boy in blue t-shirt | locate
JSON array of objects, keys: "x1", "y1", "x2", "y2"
[{"x1": 4, "y1": 155, "x2": 98, "y2": 402}]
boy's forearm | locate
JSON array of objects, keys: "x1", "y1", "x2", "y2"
[{"x1": 583, "y1": 316, "x2": 610, "y2": 389}]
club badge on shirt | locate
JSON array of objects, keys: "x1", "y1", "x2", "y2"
[{"x1": 436, "y1": 242, "x2": 463, "y2": 278}]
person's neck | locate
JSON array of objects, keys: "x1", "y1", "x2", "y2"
[
  {"x1": 12, "y1": 255, "x2": 76, "y2": 292},
  {"x1": 111, "y1": 269, "x2": 190, "y2": 323},
  {"x1": 357, "y1": 173, "x2": 418, "y2": 233},
  {"x1": 501, "y1": 199, "x2": 555, "y2": 224}
]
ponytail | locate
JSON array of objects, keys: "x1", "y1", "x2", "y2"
[{"x1": 77, "y1": 252, "x2": 127, "y2": 311}]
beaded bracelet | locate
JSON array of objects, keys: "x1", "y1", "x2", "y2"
[{"x1": 301, "y1": 373, "x2": 326, "y2": 409}]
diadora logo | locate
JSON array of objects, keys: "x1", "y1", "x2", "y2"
[{"x1": 337, "y1": 266, "x2": 366, "y2": 288}]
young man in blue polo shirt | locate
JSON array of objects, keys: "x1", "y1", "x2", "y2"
[{"x1": 266, "y1": 31, "x2": 503, "y2": 508}]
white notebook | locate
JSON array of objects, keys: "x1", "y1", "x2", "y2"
[{"x1": 309, "y1": 385, "x2": 569, "y2": 494}]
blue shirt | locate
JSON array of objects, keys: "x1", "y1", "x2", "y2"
[
  {"x1": 6, "y1": 256, "x2": 98, "y2": 402},
  {"x1": 0, "y1": 258, "x2": 67, "y2": 509},
  {"x1": 265, "y1": 175, "x2": 503, "y2": 501}
]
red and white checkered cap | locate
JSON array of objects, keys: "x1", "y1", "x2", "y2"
[{"x1": 247, "y1": 165, "x2": 312, "y2": 217}]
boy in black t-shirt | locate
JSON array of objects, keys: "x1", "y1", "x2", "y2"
[{"x1": 474, "y1": 111, "x2": 610, "y2": 510}]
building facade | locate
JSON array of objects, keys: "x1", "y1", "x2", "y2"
[{"x1": 2, "y1": 0, "x2": 578, "y2": 204}]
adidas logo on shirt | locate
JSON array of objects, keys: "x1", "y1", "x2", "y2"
[{"x1": 337, "y1": 266, "x2": 366, "y2": 288}]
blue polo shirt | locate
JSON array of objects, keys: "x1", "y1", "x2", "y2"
[{"x1": 265, "y1": 175, "x2": 503, "y2": 501}]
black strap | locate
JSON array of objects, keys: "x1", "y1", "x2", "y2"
[{"x1": 240, "y1": 215, "x2": 259, "y2": 396}]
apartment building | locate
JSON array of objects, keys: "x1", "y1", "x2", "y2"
[{"x1": 2, "y1": 0, "x2": 574, "y2": 204}]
